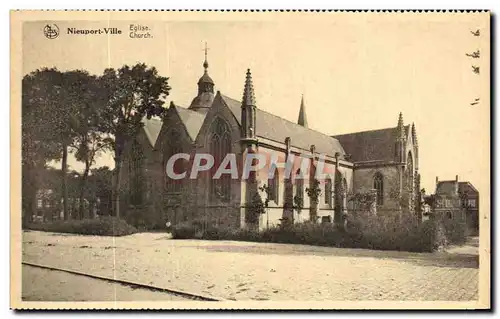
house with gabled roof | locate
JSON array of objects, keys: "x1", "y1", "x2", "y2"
[
  {"x1": 119, "y1": 53, "x2": 420, "y2": 229},
  {"x1": 432, "y1": 176, "x2": 479, "y2": 234}
]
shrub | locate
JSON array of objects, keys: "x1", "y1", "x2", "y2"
[
  {"x1": 171, "y1": 222, "x2": 197, "y2": 239},
  {"x1": 26, "y1": 217, "x2": 137, "y2": 236},
  {"x1": 441, "y1": 217, "x2": 467, "y2": 245},
  {"x1": 125, "y1": 205, "x2": 166, "y2": 231},
  {"x1": 170, "y1": 213, "x2": 460, "y2": 253}
]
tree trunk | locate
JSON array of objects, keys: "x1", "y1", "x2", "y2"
[
  {"x1": 112, "y1": 158, "x2": 123, "y2": 218},
  {"x1": 78, "y1": 161, "x2": 90, "y2": 219},
  {"x1": 61, "y1": 143, "x2": 69, "y2": 220},
  {"x1": 22, "y1": 162, "x2": 36, "y2": 227}
]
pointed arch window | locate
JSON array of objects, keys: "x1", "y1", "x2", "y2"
[
  {"x1": 295, "y1": 169, "x2": 304, "y2": 201},
  {"x1": 209, "y1": 117, "x2": 232, "y2": 202},
  {"x1": 268, "y1": 166, "x2": 279, "y2": 205},
  {"x1": 129, "y1": 139, "x2": 145, "y2": 205},
  {"x1": 374, "y1": 172, "x2": 384, "y2": 205},
  {"x1": 165, "y1": 130, "x2": 184, "y2": 193},
  {"x1": 325, "y1": 177, "x2": 333, "y2": 207},
  {"x1": 406, "y1": 153, "x2": 414, "y2": 192}
]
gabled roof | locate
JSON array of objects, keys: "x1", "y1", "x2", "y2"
[
  {"x1": 458, "y1": 182, "x2": 479, "y2": 195},
  {"x1": 333, "y1": 125, "x2": 410, "y2": 163},
  {"x1": 221, "y1": 95, "x2": 346, "y2": 157},
  {"x1": 436, "y1": 181, "x2": 457, "y2": 195},
  {"x1": 174, "y1": 106, "x2": 207, "y2": 141},
  {"x1": 141, "y1": 117, "x2": 163, "y2": 147}
]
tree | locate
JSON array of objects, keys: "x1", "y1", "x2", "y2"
[
  {"x1": 100, "y1": 63, "x2": 171, "y2": 217},
  {"x1": 67, "y1": 71, "x2": 113, "y2": 219},
  {"x1": 22, "y1": 69, "x2": 64, "y2": 225},
  {"x1": 259, "y1": 184, "x2": 271, "y2": 229},
  {"x1": 88, "y1": 166, "x2": 114, "y2": 216},
  {"x1": 306, "y1": 178, "x2": 321, "y2": 222}
]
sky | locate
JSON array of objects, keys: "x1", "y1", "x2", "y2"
[{"x1": 21, "y1": 12, "x2": 490, "y2": 195}]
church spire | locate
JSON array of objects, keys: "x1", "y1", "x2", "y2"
[
  {"x1": 411, "y1": 123, "x2": 417, "y2": 146},
  {"x1": 397, "y1": 112, "x2": 405, "y2": 140},
  {"x1": 297, "y1": 95, "x2": 308, "y2": 127},
  {"x1": 242, "y1": 69, "x2": 256, "y2": 107},
  {"x1": 241, "y1": 69, "x2": 257, "y2": 140}
]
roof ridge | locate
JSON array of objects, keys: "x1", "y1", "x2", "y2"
[
  {"x1": 221, "y1": 94, "x2": 339, "y2": 141},
  {"x1": 334, "y1": 126, "x2": 398, "y2": 137}
]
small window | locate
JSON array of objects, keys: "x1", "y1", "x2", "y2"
[
  {"x1": 373, "y1": 172, "x2": 384, "y2": 205},
  {"x1": 37, "y1": 199, "x2": 43, "y2": 209},
  {"x1": 446, "y1": 211, "x2": 453, "y2": 219},
  {"x1": 468, "y1": 199, "x2": 476, "y2": 208}
]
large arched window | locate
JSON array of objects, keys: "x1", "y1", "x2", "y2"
[
  {"x1": 325, "y1": 176, "x2": 333, "y2": 207},
  {"x1": 165, "y1": 130, "x2": 184, "y2": 193},
  {"x1": 406, "y1": 152, "x2": 415, "y2": 211},
  {"x1": 406, "y1": 152, "x2": 414, "y2": 191},
  {"x1": 373, "y1": 172, "x2": 384, "y2": 205},
  {"x1": 268, "y1": 166, "x2": 279, "y2": 205},
  {"x1": 209, "y1": 118, "x2": 232, "y2": 202},
  {"x1": 129, "y1": 139, "x2": 144, "y2": 205},
  {"x1": 295, "y1": 169, "x2": 304, "y2": 201}
]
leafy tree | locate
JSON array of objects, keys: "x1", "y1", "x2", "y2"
[
  {"x1": 67, "y1": 72, "x2": 113, "y2": 219},
  {"x1": 100, "y1": 63, "x2": 170, "y2": 217},
  {"x1": 306, "y1": 178, "x2": 321, "y2": 222},
  {"x1": 22, "y1": 69, "x2": 64, "y2": 225}
]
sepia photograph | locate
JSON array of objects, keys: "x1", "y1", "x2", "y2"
[{"x1": 10, "y1": 10, "x2": 491, "y2": 310}]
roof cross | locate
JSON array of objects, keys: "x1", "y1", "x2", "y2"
[{"x1": 203, "y1": 42, "x2": 209, "y2": 70}]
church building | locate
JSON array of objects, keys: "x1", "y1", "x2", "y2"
[{"x1": 120, "y1": 53, "x2": 421, "y2": 230}]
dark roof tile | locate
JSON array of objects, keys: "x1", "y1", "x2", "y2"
[
  {"x1": 221, "y1": 95, "x2": 345, "y2": 157},
  {"x1": 333, "y1": 125, "x2": 410, "y2": 163}
]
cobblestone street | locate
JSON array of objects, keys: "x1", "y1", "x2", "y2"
[{"x1": 22, "y1": 231, "x2": 479, "y2": 301}]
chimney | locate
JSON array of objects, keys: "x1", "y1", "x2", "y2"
[
  {"x1": 455, "y1": 175, "x2": 459, "y2": 194},
  {"x1": 436, "y1": 176, "x2": 438, "y2": 185}
]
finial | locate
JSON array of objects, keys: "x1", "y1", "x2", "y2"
[
  {"x1": 242, "y1": 69, "x2": 256, "y2": 106},
  {"x1": 298, "y1": 94, "x2": 308, "y2": 127},
  {"x1": 203, "y1": 42, "x2": 209, "y2": 70},
  {"x1": 397, "y1": 112, "x2": 405, "y2": 140},
  {"x1": 412, "y1": 123, "x2": 417, "y2": 146}
]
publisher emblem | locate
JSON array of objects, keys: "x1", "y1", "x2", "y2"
[{"x1": 43, "y1": 24, "x2": 59, "y2": 39}]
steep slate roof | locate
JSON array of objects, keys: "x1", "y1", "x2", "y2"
[
  {"x1": 175, "y1": 106, "x2": 207, "y2": 141},
  {"x1": 142, "y1": 117, "x2": 163, "y2": 147},
  {"x1": 220, "y1": 95, "x2": 346, "y2": 157},
  {"x1": 333, "y1": 125, "x2": 410, "y2": 163},
  {"x1": 458, "y1": 182, "x2": 479, "y2": 195},
  {"x1": 436, "y1": 181, "x2": 458, "y2": 195}
]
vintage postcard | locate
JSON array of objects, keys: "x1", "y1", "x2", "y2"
[{"x1": 10, "y1": 10, "x2": 491, "y2": 310}]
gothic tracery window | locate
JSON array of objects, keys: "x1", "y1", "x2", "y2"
[
  {"x1": 129, "y1": 139, "x2": 145, "y2": 205},
  {"x1": 268, "y1": 166, "x2": 279, "y2": 205},
  {"x1": 325, "y1": 177, "x2": 333, "y2": 207},
  {"x1": 295, "y1": 169, "x2": 304, "y2": 201},
  {"x1": 209, "y1": 117, "x2": 232, "y2": 202},
  {"x1": 374, "y1": 172, "x2": 384, "y2": 205},
  {"x1": 165, "y1": 130, "x2": 184, "y2": 193}
]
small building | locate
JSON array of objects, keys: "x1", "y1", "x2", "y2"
[
  {"x1": 434, "y1": 176, "x2": 479, "y2": 234},
  {"x1": 458, "y1": 181, "x2": 479, "y2": 234}
]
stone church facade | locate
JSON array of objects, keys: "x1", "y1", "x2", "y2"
[{"x1": 120, "y1": 56, "x2": 421, "y2": 229}]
